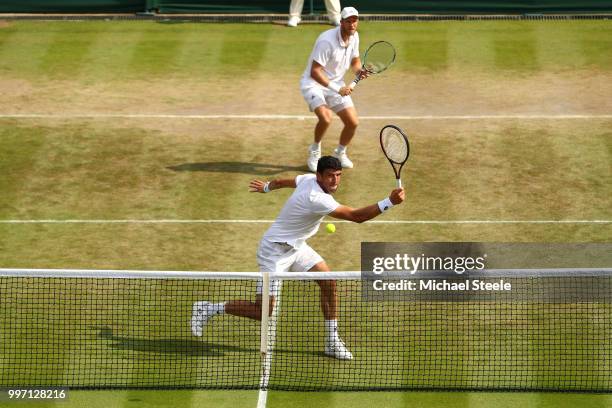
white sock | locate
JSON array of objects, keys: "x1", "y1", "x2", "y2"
[
  {"x1": 325, "y1": 319, "x2": 339, "y2": 341},
  {"x1": 209, "y1": 302, "x2": 226, "y2": 316},
  {"x1": 310, "y1": 142, "x2": 321, "y2": 152},
  {"x1": 336, "y1": 144, "x2": 346, "y2": 154}
]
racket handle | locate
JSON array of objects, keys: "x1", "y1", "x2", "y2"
[
  {"x1": 349, "y1": 78, "x2": 358, "y2": 90},
  {"x1": 396, "y1": 178, "x2": 402, "y2": 189}
]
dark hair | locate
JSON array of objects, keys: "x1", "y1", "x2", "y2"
[{"x1": 317, "y1": 156, "x2": 342, "y2": 174}]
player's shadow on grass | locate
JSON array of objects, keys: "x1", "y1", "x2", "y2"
[
  {"x1": 273, "y1": 348, "x2": 334, "y2": 359},
  {"x1": 167, "y1": 162, "x2": 308, "y2": 176},
  {"x1": 93, "y1": 326, "x2": 257, "y2": 357},
  {"x1": 93, "y1": 326, "x2": 326, "y2": 358}
]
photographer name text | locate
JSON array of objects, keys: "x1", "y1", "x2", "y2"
[{"x1": 371, "y1": 279, "x2": 512, "y2": 292}]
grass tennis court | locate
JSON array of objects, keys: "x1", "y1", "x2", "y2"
[{"x1": 0, "y1": 18, "x2": 611, "y2": 408}]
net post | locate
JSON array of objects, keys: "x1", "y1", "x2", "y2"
[{"x1": 260, "y1": 272, "x2": 270, "y2": 355}]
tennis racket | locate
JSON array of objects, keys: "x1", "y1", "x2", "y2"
[
  {"x1": 350, "y1": 40, "x2": 396, "y2": 90},
  {"x1": 380, "y1": 125, "x2": 410, "y2": 188}
]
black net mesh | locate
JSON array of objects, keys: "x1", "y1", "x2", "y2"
[{"x1": 1, "y1": 271, "x2": 610, "y2": 392}]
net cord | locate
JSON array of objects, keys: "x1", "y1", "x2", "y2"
[{"x1": 1, "y1": 268, "x2": 611, "y2": 279}]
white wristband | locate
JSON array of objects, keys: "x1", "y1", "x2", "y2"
[
  {"x1": 377, "y1": 197, "x2": 394, "y2": 213},
  {"x1": 327, "y1": 82, "x2": 341, "y2": 93},
  {"x1": 263, "y1": 182, "x2": 271, "y2": 193}
]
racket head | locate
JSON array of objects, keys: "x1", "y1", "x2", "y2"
[
  {"x1": 362, "y1": 41, "x2": 396, "y2": 74},
  {"x1": 380, "y1": 125, "x2": 410, "y2": 165}
]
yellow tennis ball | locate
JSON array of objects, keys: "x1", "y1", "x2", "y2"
[{"x1": 325, "y1": 223, "x2": 336, "y2": 233}]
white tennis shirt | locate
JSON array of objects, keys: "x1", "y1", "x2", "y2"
[
  {"x1": 300, "y1": 27, "x2": 360, "y2": 90},
  {"x1": 263, "y1": 174, "x2": 340, "y2": 248}
]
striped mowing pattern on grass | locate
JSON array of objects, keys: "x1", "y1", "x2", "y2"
[{"x1": 0, "y1": 268, "x2": 611, "y2": 392}]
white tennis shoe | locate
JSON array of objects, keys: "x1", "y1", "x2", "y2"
[
  {"x1": 287, "y1": 16, "x2": 301, "y2": 27},
  {"x1": 191, "y1": 301, "x2": 211, "y2": 337},
  {"x1": 325, "y1": 337, "x2": 353, "y2": 360},
  {"x1": 307, "y1": 147, "x2": 321, "y2": 172},
  {"x1": 332, "y1": 148, "x2": 354, "y2": 169}
]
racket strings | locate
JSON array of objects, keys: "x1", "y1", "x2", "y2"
[
  {"x1": 381, "y1": 131, "x2": 408, "y2": 163},
  {"x1": 363, "y1": 42, "x2": 396, "y2": 74}
]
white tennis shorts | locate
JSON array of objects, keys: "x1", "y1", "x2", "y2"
[
  {"x1": 256, "y1": 238, "x2": 323, "y2": 297},
  {"x1": 301, "y1": 86, "x2": 354, "y2": 113}
]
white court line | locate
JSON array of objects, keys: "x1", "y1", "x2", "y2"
[
  {"x1": 0, "y1": 219, "x2": 610, "y2": 224},
  {"x1": 1, "y1": 113, "x2": 612, "y2": 120}
]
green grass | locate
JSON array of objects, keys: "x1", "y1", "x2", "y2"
[
  {"x1": 0, "y1": 19, "x2": 611, "y2": 408},
  {"x1": 1, "y1": 279, "x2": 610, "y2": 390},
  {"x1": 0, "y1": 279, "x2": 261, "y2": 388},
  {"x1": 0, "y1": 390, "x2": 258, "y2": 408},
  {"x1": 0, "y1": 119, "x2": 609, "y2": 271},
  {"x1": 1, "y1": 20, "x2": 611, "y2": 81},
  {"x1": 2, "y1": 390, "x2": 611, "y2": 408},
  {"x1": 271, "y1": 284, "x2": 612, "y2": 392}
]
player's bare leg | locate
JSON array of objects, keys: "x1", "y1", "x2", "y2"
[
  {"x1": 333, "y1": 107, "x2": 359, "y2": 168},
  {"x1": 310, "y1": 261, "x2": 353, "y2": 360},
  {"x1": 336, "y1": 107, "x2": 359, "y2": 147},
  {"x1": 191, "y1": 296, "x2": 275, "y2": 336},
  {"x1": 310, "y1": 261, "x2": 337, "y2": 319},
  {"x1": 225, "y1": 296, "x2": 275, "y2": 320},
  {"x1": 314, "y1": 105, "x2": 333, "y2": 143},
  {"x1": 308, "y1": 106, "x2": 333, "y2": 172}
]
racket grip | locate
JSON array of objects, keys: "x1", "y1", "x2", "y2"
[
  {"x1": 349, "y1": 78, "x2": 358, "y2": 90},
  {"x1": 396, "y1": 178, "x2": 402, "y2": 189}
]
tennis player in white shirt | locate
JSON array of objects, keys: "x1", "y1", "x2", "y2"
[
  {"x1": 300, "y1": 7, "x2": 368, "y2": 172},
  {"x1": 191, "y1": 156, "x2": 404, "y2": 360}
]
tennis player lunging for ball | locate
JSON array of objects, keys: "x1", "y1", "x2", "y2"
[
  {"x1": 191, "y1": 156, "x2": 404, "y2": 360},
  {"x1": 301, "y1": 6, "x2": 368, "y2": 172}
]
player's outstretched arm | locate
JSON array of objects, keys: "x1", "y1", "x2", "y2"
[
  {"x1": 329, "y1": 188, "x2": 404, "y2": 223},
  {"x1": 249, "y1": 178, "x2": 297, "y2": 193}
]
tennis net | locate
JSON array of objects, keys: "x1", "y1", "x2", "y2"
[{"x1": 0, "y1": 268, "x2": 611, "y2": 392}]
